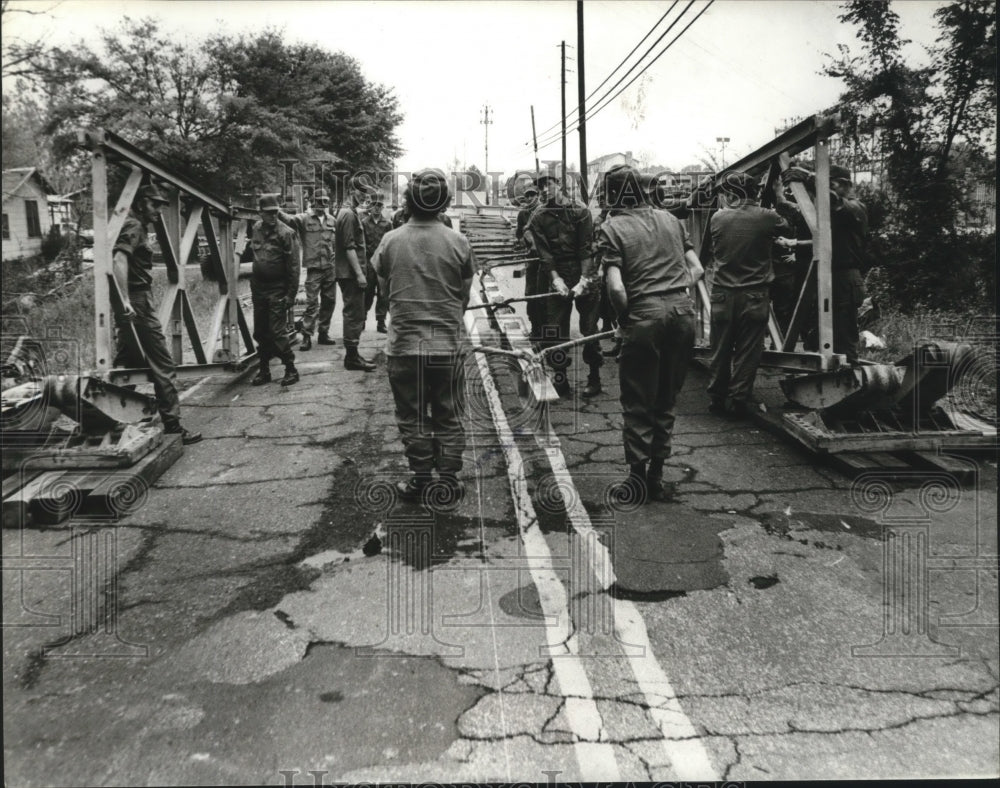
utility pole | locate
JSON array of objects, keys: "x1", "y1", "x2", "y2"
[
  {"x1": 560, "y1": 40, "x2": 567, "y2": 193},
  {"x1": 530, "y1": 105, "x2": 540, "y2": 175},
  {"x1": 481, "y1": 104, "x2": 493, "y2": 205},
  {"x1": 577, "y1": 1, "x2": 588, "y2": 204},
  {"x1": 716, "y1": 136, "x2": 730, "y2": 170}
]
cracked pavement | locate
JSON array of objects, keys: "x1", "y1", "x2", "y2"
[{"x1": 2, "y1": 301, "x2": 998, "y2": 784}]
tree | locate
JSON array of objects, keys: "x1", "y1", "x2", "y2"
[
  {"x1": 465, "y1": 164, "x2": 485, "y2": 191},
  {"x1": 825, "y1": 0, "x2": 996, "y2": 310},
  {"x1": 22, "y1": 18, "x2": 403, "y2": 201}
]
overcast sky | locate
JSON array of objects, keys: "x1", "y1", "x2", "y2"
[{"x1": 4, "y1": 0, "x2": 945, "y2": 175}]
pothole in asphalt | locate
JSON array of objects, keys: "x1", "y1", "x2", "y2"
[
  {"x1": 378, "y1": 512, "x2": 509, "y2": 570},
  {"x1": 759, "y1": 511, "x2": 884, "y2": 541},
  {"x1": 498, "y1": 583, "x2": 546, "y2": 619},
  {"x1": 604, "y1": 504, "x2": 733, "y2": 596},
  {"x1": 748, "y1": 574, "x2": 780, "y2": 589},
  {"x1": 180, "y1": 643, "x2": 485, "y2": 778}
]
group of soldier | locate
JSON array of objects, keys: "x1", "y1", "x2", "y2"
[
  {"x1": 112, "y1": 160, "x2": 866, "y2": 505},
  {"x1": 514, "y1": 162, "x2": 868, "y2": 501}
]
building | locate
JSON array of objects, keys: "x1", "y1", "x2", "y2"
[
  {"x1": 586, "y1": 151, "x2": 636, "y2": 194},
  {"x1": 3, "y1": 168, "x2": 55, "y2": 262}
]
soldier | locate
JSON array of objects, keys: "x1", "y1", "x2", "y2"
[
  {"x1": 361, "y1": 196, "x2": 392, "y2": 334},
  {"x1": 278, "y1": 189, "x2": 335, "y2": 351},
  {"x1": 372, "y1": 168, "x2": 475, "y2": 502},
  {"x1": 707, "y1": 171, "x2": 791, "y2": 418},
  {"x1": 334, "y1": 178, "x2": 376, "y2": 371},
  {"x1": 112, "y1": 184, "x2": 202, "y2": 444},
  {"x1": 524, "y1": 173, "x2": 601, "y2": 398},
  {"x1": 514, "y1": 183, "x2": 545, "y2": 342},
  {"x1": 250, "y1": 194, "x2": 300, "y2": 387},
  {"x1": 599, "y1": 166, "x2": 704, "y2": 503},
  {"x1": 781, "y1": 163, "x2": 869, "y2": 365}
]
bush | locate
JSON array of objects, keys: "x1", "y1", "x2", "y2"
[{"x1": 41, "y1": 225, "x2": 66, "y2": 262}]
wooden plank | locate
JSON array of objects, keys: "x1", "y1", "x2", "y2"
[
  {"x1": 2, "y1": 470, "x2": 43, "y2": 500},
  {"x1": 3, "y1": 471, "x2": 68, "y2": 528},
  {"x1": 83, "y1": 434, "x2": 183, "y2": 519},
  {"x1": 29, "y1": 470, "x2": 102, "y2": 525},
  {"x1": 898, "y1": 450, "x2": 976, "y2": 485}
]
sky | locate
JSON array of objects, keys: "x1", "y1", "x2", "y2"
[{"x1": 3, "y1": 0, "x2": 946, "y2": 176}]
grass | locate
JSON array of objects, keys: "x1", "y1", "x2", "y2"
[{"x1": 2, "y1": 266, "x2": 249, "y2": 375}]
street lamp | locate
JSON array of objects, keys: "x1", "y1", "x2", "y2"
[
  {"x1": 481, "y1": 104, "x2": 493, "y2": 205},
  {"x1": 716, "y1": 137, "x2": 730, "y2": 170}
]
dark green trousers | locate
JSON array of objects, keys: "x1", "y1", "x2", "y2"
[
  {"x1": 387, "y1": 355, "x2": 466, "y2": 473},
  {"x1": 301, "y1": 266, "x2": 337, "y2": 336},
  {"x1": 252, "y1": 285, "x2": 295, "y2": 367},
  {"x1": 833, "y1": 268, "x2": 865, "y2": 365},
  {"x1": 114, "y1": 288, "x2": 180, "y2": 426},
  {"x1": 618, "y1": 292, "x2": 696, "y2": 465},
  {"x1": 707, "y1": 285, "x2": 770, "y2": 406}
]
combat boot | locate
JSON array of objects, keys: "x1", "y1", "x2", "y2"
[
  {"x1": 280, "y1": 365, "x2": 299, "y2": 387},
  {"x1": 609, "y1": 463, "x2": 647, "y2": 506},
  {"x1": 376, "y1": 318, "x2": 387, "y2": 334},
  {"x1": 317, "y1": 332, "x2": 336, "y2": 346},
  {"x1": 344, "y1": 348, "x2": 376, "y2": 371},
  {"x1": 251, "y1": 364, "x2": 272, "y2": 386},
  {"x1": 396, "y1": 471, "x2": 432, "y2": 502},
  {"x1": 646, "y1": 458, "x2": 675, "y2": 502},
  {"x1": 582, "y1": 370, "x2": 602, "y2": 398},
  {"x1": 552, "y1": 370, "x2": 572, "y2": 398},
  {"x1": 164, "y1": 420, "x2": 203, "y2": 446},
  {"x1": 299, "y1": 333, "x2": 312, "y2": 351}
]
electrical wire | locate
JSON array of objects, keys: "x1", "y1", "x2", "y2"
[
  {"x1": 528, "y1": 2, "x2": 680, "y2": 145},
  {"x1": 534, "y1": 0, "x2": 715, "y2": 154}
]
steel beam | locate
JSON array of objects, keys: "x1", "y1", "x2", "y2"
[
  {"x1": 713, "y1": 113, "x2": 839, "y2": 184},
  {"x1": 79, "y1": 129, "x2": 231, "y2": 216}
]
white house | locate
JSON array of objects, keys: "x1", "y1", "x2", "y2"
[{"x1": 3, "y1": 168, "x2": 54, "y2": 262}]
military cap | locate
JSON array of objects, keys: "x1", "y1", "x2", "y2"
[
  {"x1": 534, "y1": 173, "x2": 556, "y2": 188},
  {"x1": 717, "y1": 170, "x2": 759, "y2": 195},
  {"x1": 313, "y1": 189, "x2": 331, "y2": 202},
  {"x1": 258, "y1": 194, "x2": 280, "y2": 212},
  {"x1": 829, "y1": 164, "x2": 853, "y2": 182},
  {"x1": 408, "y1": 168, "x2": 450, "y2": 212},
  {"x1": 137, "y1": 184, "x2": 169, "y2": 204},
  {"x1": 603, "y1": 165, "x2": 644, "y2": 208},
  {"x1": 523, "y1": 184, "x2": 539, "y2": 196}
]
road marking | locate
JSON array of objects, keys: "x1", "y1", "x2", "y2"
[
  {"x1": 466, "y1": 310, "x2": 621, "y2": 781},
  {"x1": 469, "y1": 427, "x2": 513, "y2": 782},
  {"x1": 179, "y1": 376, "x2": 212, "y2": 402},
  {"x1": 541, "y1": 426, "x2": 720, "y2": 779}
]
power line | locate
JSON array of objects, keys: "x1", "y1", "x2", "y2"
[
  {"x1": 533, "y1": 0, "x2": 697, "y2": 150},
  {"x1": 535, "y1": 0, "x2": 715, "y2": 154},
  {"x1": 529, "y1": 1, "x2": 680, "y2": 145}
]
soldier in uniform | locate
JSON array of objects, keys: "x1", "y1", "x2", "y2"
[
  {"x1": 361, "y1": 196, "x2": 392, "y2": 334},
  {"x1": 781, "y1": 163, "x2": 869, "y2": 365},
  {"x1": 514, "y1": 183, "x2": 545, "y2": 342},
  {"x1": 112, "y1": 184, "x2": 202, "y2": 444},
  {"x1": 599, "y1": 166, "x2": 704, "y2": 503},
  {"x1": 250, "y1": 194, "x2": 300, "y2": 387},
  {"x1": 707, "y1": 171, "x2": 791, "y2": 417},
  {"x1": 334, "y1": 178, "x2": 376, "y2": 371},
  {"x1": 278, "y1": 189, "x2": 335, "y2": 351},
  {"x1": 372, "y1": 169, "x2": 475, "y2": 502},
  {"x1": 524, "y1": 173, "x2": 602, "y2": 398}
]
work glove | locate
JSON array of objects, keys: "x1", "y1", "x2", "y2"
[{"x1": 781, "y1": 167, "x2": 814, "y2": 188}]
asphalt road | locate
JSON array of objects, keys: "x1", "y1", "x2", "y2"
[{"x1": 3, "y1": 286, "x2": 998, "y2": 785}]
